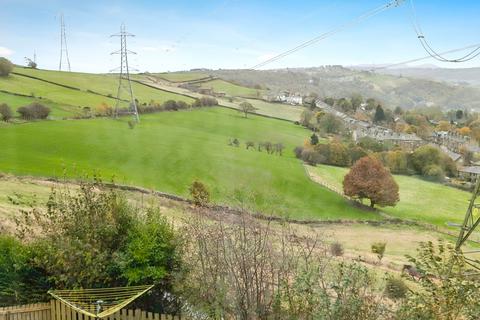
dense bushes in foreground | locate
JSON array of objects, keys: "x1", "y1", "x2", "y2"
[
  {"x1": 4, "y1": 179, "x2": 181, "y2": 311},
  {"x1": 2, "y1": 179, "x2": 479, "y2": 318}
]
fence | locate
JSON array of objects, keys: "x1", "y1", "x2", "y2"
[{"x1": 0, "y1": 303, "x2": 182, "y2": 320}]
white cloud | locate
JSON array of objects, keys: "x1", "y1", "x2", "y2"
[{"x1": 0, "y1": 47, "x2": 14, "y2": 57}]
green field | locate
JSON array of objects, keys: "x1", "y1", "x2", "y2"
[
  {"x1": 244, "y1": 99, "x2": 303, "y2": 122},
  {"x1": 0, "y1": 107, "x2": 376, "y2": 221},
  {"x1": 200, "y1": 79, "x2": 262, "y2": 98},
  {"x1": 13, "y1": 68, "x2": 194, "y2": 105},
  {"x1": 307, "y1": 164, "x2": 470, "y2": 227},
  {"x1": 153, "y1": 72, "x2": 210, "y2": 82},
  {"x1": 0, "y1": 73, "x2": 117, "y2": 108},
  {"x1": 0, "y1": 91, "x2": 81, "y2": 118}
]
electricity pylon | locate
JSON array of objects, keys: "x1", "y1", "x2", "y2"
[
  {"x1": 456, "y1": 177, "x2": 480, "y2": 270},
  {"x1": 59, "y1": 13, "x2": 71, "y2": 72},
  {"x1": 110, "y1": 23, "x2": 139, "y2": 122}
]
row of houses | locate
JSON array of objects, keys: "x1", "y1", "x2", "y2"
[
  {"x1": 315, "y1": 99, "x2": 425, "y2": 151},
  {"x1": 313, "y1": 98, "x2": 480, "y2": 181}
]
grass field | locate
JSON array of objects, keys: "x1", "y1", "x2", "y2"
[
  {"x1": 0, "y1": 107, "x2": 377, "y2": 221},
  {"x1": 307, "y1": 164, "x2": 470, "y2": 227},
  {"x1": 244, "y1": 99, "x2": 303, "y2": 122},
  {"x1": 2, "y1": 175, "x2": 469, "y2": 267},
  {"x1": 153, "y1": 72, "x2": 210, "y2": 82},
  {"x1": 0, "y1": 91, "x2": 81, "y2": 118},
  {"x1": 200, "y1": 79, "x2": 263, "y2": 98},
  {"x1": 0, "y1": 73, "x2": 117, "y2": 107},
  {"x1": 12, "y1": 68, "x2": 195, "y2": 106}
]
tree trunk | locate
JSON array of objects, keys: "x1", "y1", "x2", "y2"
[{"x1": 370, "y1": 199, "x2": 375, "y2": 208}]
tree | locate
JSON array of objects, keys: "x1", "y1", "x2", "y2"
[
  {"x1": 436, "y1": 120, "x2": 452, "y2": 131},
  {"x1": 394, "y1": 106, "x2": 403, "y2": 115},
  {"x1": 371, "y1": 242, "x2": 386, "y2": 263},
  {"x1": 239, "y1": 102, "x2": 256, "y2": 118},
  {"x1": 0, "y1": 58, "x2": 14, "y2": 76},
  {"x1": 456, "y1": 109, "x2": 464, "y2": 120},
  {"x1": 343, "y1": 156, "x2": 399, "y2": 208},
  {"x1": 310, "y1": 133, "x2": 319, "y2": 145},
  {"x1": 337, "y1": 98, "x2": 353, "y2": 113},
  {"x1": 189, "y1": 180, "x2": 210, "y2": 206},
  {"x1": 318, "y1": 113, "x2": 344, "y2": 134},
  {"x1": 458, "y1": 126, "x2": 471, "y2": 136},
  {"x1": 323, "y1": 97, "x2": 335, "y2": 106},
  {"x1": 0, "y1": 103, "x2": 12, "y2": 122},
  {"x1": 350, "y1": 94, "x2": 363, "y2": 111},
  {"x1": 373, "y1": 105, "x2": 386, "y2": 123}
]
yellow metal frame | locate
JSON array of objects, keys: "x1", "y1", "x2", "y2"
[{"x1": 48, "y1": 285, "x2": 154, "y2": 318}]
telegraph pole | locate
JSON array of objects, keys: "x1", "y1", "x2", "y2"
[
  {"x1": 110, "y1": 23, "x2": 139, "y2": 122},
  {"x1": 59, "y1": 13, "x2": 71, "y2": 71}
]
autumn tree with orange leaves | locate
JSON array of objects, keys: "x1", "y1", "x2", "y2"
[{"x1": 343, "y1": 156, "x2": 399, "y2": 208}]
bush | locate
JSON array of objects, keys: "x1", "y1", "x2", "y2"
[
  {"x1": 330, "y1": 241, "x2": 344, "y2": 256},
  {"x1": 371, "y1": 242, "x2": 387, "y2": 262},
  {"x1": 17, "y1": 103, "x2": 50, "y2": 120},
  {"x1": 0, "y1": 57, "x2": 14, "y2": 77},
  {"x1": 189, "y1": 180, "x2": 210, "y2": 206},
  {"x1": 384, "y1": 276, "x2": 408, "y2": 300},
  {"x1": 192, "y1": 97, "x2": 218, "y2": 107},
  {"x1": 422, "y1": 164, "x2": 444, "y2": 182},
  {"x1": 0, "y1": 103, "x2": 13, "y2": 121}
]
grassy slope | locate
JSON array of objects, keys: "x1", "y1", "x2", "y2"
[
  {"x1": 200, "y1": 79, "x2": 262, "y2": 97},
  {"x1": 308, "y1": 164, "x2": 469, "y2": 226},
  {"x1": 0, "y1": 73, "x2": 116, "y2": 107},
  {"x1": 0, "y1": 108, "x2": 375, "y2": 221},
  {"x1": 0, "y1": 91, "x2": 81, "y2": 118},
  {"x1": 244, "y1": 99, "x2": 303, "y2": 122},
  {"x1": 13, "y1": 68, "x2": 195, "y2": 105},
  {"x1": 153, "y1": 72, "x2": 209, "y2": 82}
]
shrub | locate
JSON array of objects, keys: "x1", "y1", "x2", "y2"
[
  {"x1": 192, "y1": 97, "x2": 218, "y2": 107},
  {"x1": 17, "y1": 103, "x2": 51, "y2": 120},
  {"x1": 163, "y1": 100, "x2": 179, "y2": 111},
  {"x1": 384, "y1": 276, "x2": 408, "y2": 300},
  {"x1": 0, "y1": 103, "x2": 13, "y2": 121},
  {"x1": 294, "y1": 146, "x2": 304, "y2": 159},
  {"x1": 422, "y1": 164, "x2": 444, "y2": 182},
  {"x1": 301, "y1": 149, "x2": 325, "y2": 165},
  {"x1": 0, "y1": 57, "x2": 14, "y2": 76},
  {"x1": 330, "y1": 241, "x2": 344, "y2": 256},
  {"x1": 371, "y1": 242, "x2": 387, "y2": 262},
  {"x1": 189, "y1": 180, "x2": 210, "y2": 206}
]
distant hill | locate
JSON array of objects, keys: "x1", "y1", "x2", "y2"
[
  {"x1": 375, "y1": 67, "x2": 480, "y2": 87},
  {"x1": 206, "y1": 66, "x2": 480, "y2": 110}
]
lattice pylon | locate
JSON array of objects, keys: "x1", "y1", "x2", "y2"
[
  {"x1": 48, "y1": 285, "x2": 153, "y2": 318},
  {"x1": 111, "y1": 23, "x2": 139, "y2": 122},
  {"x1": 456, "y1": 177, "x2": 480, "y2": 270}
]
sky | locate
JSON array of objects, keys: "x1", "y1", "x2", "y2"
[{"x1": 1, "y1": 0, "x2": 480, "y2": 73}]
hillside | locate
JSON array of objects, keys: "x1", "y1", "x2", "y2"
[
  {"x1": 377, "y1": 66, "x2": 480, "y2": 87},
  {"x1": 206, "y1": 66, "x2": 480, "y2": 110},
  {"x1": 0, "y1": 107, "x2": 372, "y2": 221}
]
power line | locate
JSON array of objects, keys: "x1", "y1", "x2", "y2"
[
  {"x1": 409, "y1": 0, "x2": 480, "y2": 63},
  {"x1": 250, "y1": 0, "x2": 405, "y2": 70}
]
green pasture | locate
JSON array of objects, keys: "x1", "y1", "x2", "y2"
[
  {"x1": 0, "y1": 107, "x2": 376, "y2": 221},
  {"x1": 308, "y1": 164, "x2": 470, "y2": 227}
]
